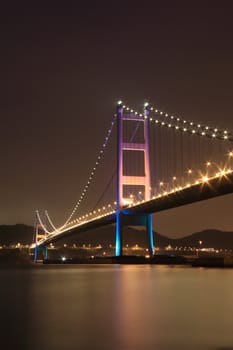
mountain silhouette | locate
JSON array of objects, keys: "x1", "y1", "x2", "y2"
[
  {"x1": 0, "y1": 224, "x2": 34, "y2": 246},
  {"x1": 1, "y1": 224, "x2": 233, "y2": 250}
]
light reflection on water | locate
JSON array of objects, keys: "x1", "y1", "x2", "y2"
[{"x1": 1, "y1": 265, "x2": 233, "y2": 350}]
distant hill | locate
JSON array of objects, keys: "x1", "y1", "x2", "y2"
[
  {"x1": 166, "y1": 230, "x2": 233, "y2": 250},
  {"x1": 63, "y1": 227, "x2": 233, "y2": 250},
  {"x1": 0, "y1": 224, "x2": 34, "y2": 246},
  {"x1": 57, "y1": 226, "x2": 233, "y2": 249},
  {"x1": 1, "y1": 224, "x2": 233, "y2": 249}
]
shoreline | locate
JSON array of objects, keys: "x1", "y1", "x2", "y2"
[{"x1": 1, "y1": 248, "x2": 233, "y2": 267}]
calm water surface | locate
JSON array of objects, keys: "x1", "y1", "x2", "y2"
[{"x1": 1, "y1": 264, "x2": 233, "y2": 350}]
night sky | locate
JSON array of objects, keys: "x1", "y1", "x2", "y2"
[{"x1": 1, "y1": 1, "x2": 233, "y2": 237}]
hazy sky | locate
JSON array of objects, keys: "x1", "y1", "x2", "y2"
[{"x1": 1, "y1": 1, "x2": 233, "y2": 237}]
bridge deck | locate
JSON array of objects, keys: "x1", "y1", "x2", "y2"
[{"x1": 39, "y1": 172, "x2": 233, "y2": 246}]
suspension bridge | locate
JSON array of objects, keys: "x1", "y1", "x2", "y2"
[{"x1": 33, "y1": 101, "x2": 233, "y2": 260}]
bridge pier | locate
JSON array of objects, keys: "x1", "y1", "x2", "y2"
[
  {"x1": 34, "y1": 246, "x2": 48, "y2": 262},
  {"x1": 33, "y1": 210, "x2": 49, "y2": 262},
  {"x1": 115, "y1": 212, "x2": 154, "y2": 256}
]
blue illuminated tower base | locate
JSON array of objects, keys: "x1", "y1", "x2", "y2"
[
  {"x1": 115, "y1": 212, "x2": 154, "y2": 256},
  {"x1": 34, "y1": 246, "x2": 48, "y2": 262}
]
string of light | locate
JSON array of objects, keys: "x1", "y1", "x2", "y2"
[
  {"x1": 45, "y1": 210, "x2": 59, "y2": 233},
  {"x1": 59, "y1": 115, "x2": 116, "y2": 229},
  {"x1": 149, "y1": 105, "x2": 232, "y2": 141},
  {"x1": 126, "y1": 152, "x2": 233, "y2": 206},
  {"x1": 120, "y1": 103, "x2": 232, "y2": 141},
  {"x1": 36, "y1": 210, "x2": 52, "y2": 235}
]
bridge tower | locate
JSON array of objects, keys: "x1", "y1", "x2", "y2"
[
  {"x1": 115, "y1": 102, "x2": 154, "y2": 256},
  {"x1": 33, "y1": 211, "x2": 48, "y2": 262}
]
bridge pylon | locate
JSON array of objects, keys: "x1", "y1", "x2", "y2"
[
  {"x1": 115, "y1": 102, "x2": 154, "y2": 256},
  {"x1": 33, "y1": 211, "x2": 48, "y2": 262}
]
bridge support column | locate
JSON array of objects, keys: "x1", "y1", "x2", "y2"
[
  {"x1": 34, "y1": 246, "x2": 48, "y2": 262},
  {"x1": 116, "y1": 103, "x2": 151, "y2": 201},
  {"x1": 147, "y1": 213, "x2": 154, "y2": 255},
  {"x1": 115, "y1": 211, "x2": 122, "y2": 256},
  {"x1": 115, "y1": 101, "x2": 154, "y2": 256},
  {"x1": 33, "y1": 211, "x2": 48, "y2": 262},
  {"x1": 115, "y1": 212, "x2": 154, "y2": 256}
]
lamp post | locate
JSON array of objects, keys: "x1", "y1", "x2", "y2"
[{"x1": 198, "y1": 240, "x2": 203, "y2": 257}]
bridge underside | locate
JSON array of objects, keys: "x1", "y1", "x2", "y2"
[{"x1": 39, "y1": 173, "x2": 233, "y2": 247}]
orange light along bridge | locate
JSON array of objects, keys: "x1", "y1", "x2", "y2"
[{"x1": 33, "y1": 101, "x2": 233, "y2": 260}]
